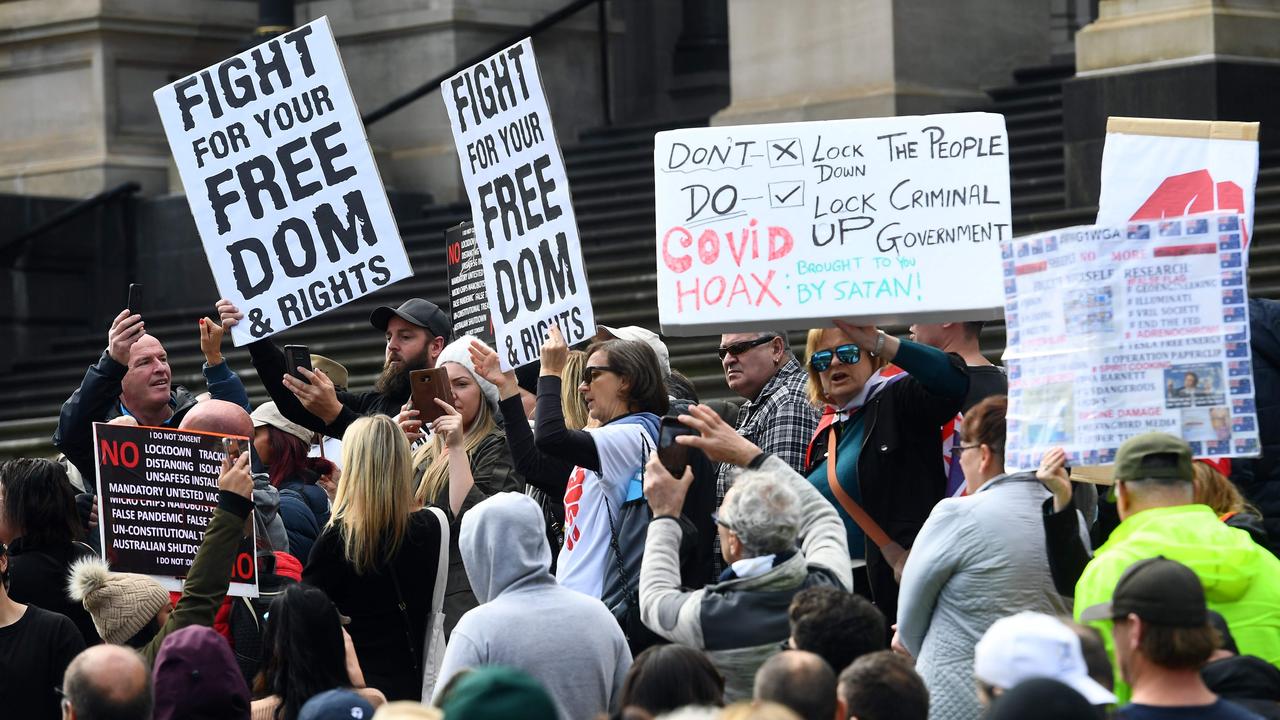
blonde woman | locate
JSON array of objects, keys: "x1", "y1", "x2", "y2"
[
  {"x1": 395, "y1": 335, "x2": 521, "y2": 634},
  {"x1": 302, "y1": 414, "x2": 445, "y2": 702}
]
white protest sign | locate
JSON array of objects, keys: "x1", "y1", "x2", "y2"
[
  {"x1": 1002, "y1": 212, "x2": 1260, "y2": 474},
  {"x1": 441, "y1": 38, "x2": 593, "y2": 369},
  {"x1": 1097, "y1": 117, "x2": 1259, "y2": 243},
  {"x1": 155, "y1": 17, "x2": 412, "y2": 346},
  {"x1": 653, "y1": 113, "x2": 1011, "y2": 335}
]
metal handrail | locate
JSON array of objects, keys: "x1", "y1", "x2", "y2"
[
  {"x1": 361, "y1": 0, "x2": 610, "y2": 126},
  {"x1": 1, "y1": 181, "x2": 141, "y2": 267}
]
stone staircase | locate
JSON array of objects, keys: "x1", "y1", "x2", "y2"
[{"x1": 4, "y1": 61, "x2": 1278, "y2": 459}]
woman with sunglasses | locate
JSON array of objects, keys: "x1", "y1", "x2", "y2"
[
  {"x1": 533, "y1": 325, "x2": 668, "y2": 599},
  {"x1": 802, "y1": 320, "x2": 968, "y2": 625},
  {"x1": 895, "y1": 396, "x2": 1079, "y2": 720}
]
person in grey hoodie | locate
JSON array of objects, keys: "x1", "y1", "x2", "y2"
[{"x1": 433, "y1": 492, "x2": 632, "y2": 720}]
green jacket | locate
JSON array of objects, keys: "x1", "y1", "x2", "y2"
[
  {"x1": 139, "y1": 491, "x2": 254, "y2": 665},
  {"x1": 1074, "y1": 503, "x2": 1280, "y2": 702}
]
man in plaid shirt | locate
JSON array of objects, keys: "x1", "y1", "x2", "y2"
[{"x1": 713, "y1": 330, "x2": 820, "y2": 576}]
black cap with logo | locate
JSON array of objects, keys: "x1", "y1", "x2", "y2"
[
  {"x1": 369, "y1": 298, "x2": 452, "y2": 340},
  {"x1": 1079, "y1": 556, "x2": 1207, "y2": 627}
]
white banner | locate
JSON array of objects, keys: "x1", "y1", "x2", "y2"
[
  {"x1": 155, "y1": 17, "x2": 412, "y2": 346},
  {"x1": 441, "y1": 38, "x2": 593, "y2": 369},
  {"x1": 1097, "y1": 117, "x2": 1259, "y2": 243},
  {"x1": 1003, "y1": 212, "x2": 1260, "y2": 473},
  {"x1": 653, "y1": 112, "x2": 1011, "y2": 335}
]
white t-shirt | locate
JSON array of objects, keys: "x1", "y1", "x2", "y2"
[{"x1": 556, "y1": 421, "x2": 652, "y2": 598}]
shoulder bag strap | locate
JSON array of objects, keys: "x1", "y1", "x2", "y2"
[
  {"x1": 824, "y1": 426, "x2": 893, "y2": 549},
  {"x1": 426, "y1": 507, "x2": 450, "y2": 616}
]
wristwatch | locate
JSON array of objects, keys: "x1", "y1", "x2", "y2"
[{"x1": 867, "y1": 331, "x2": 887, "y2": 358}]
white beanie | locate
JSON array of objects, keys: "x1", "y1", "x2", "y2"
[{"x1": 435, "y1": 335, "x2": 499, "y2": 410}]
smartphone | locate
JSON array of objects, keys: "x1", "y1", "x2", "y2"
[
  {"x1": 126, "y1": 283, "x2": 141, "y2": 312},
  {"x1": 221, "y1": 437, "x2": 243, "y2": 463},
  {"x1": 284, "y1": 344, "x2": 312, "y2": 384},
  {"x1": 410, "y1": 367, "x2": 455, "y2": 423},
  {"x1": 657, "y1": 416, "x2": 698, "y2": 476}
]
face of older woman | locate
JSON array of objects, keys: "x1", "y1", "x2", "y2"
[
  {"x1": 579, "y1": 350, "x2": 630, "y2": 424},
  {"x1": 815, "y1": 327, "x2": 876, "y2": 407}
]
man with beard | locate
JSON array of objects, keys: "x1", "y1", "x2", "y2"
[{"x1": 216, "y1": 298, "x2": 451, "y2": 439}]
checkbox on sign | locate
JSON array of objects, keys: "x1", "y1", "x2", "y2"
[
  {"x1": 769, "y1": 181, "x2": 805, "y2": 208},
  {"x1": 768, "y1": 138, "x2": 803, "y2": 167}
]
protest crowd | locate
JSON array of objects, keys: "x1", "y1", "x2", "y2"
[{"x1": 5, "y1": 14, "x2": 1280, "y2": 720}]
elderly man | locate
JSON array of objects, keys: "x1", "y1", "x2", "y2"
[
  {"x1": 218, "y1": 296, "x2": 452, "y2": 439},
  {"x1": 53, "y1": 309, "x2": 250, "y2": 487},
  {"x1": 714, "y1": 331, "x2": 819, "y2": 575},
  {"x1": 61, "y1": 645, "x2": 153, "y2": 720},
  {"x1": 640, "y1": 405, "x2": 851, "y2": 701}
]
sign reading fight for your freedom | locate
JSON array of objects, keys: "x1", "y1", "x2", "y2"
[
  {"x1": 155, "y1": 17, "x2": 412, "y2": 346},
  {"x1": 654, "y1": 113, "x2": 1011, "y2": 334},
  {"x1": 441, "y1": 38, "x2": 594, "y2": 370}
]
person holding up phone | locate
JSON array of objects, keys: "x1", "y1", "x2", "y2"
[
  {"x1": 393, "y1": 335, "x2": 521, "y2": 635},
  {"x1": 53, "y1": 303, "x2": 250, "y2": 489}
]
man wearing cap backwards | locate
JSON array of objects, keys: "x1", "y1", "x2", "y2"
[
  {"x1": 1081, "y1": 557, "x2": 1265, "y2": 719},
  {"x1": 1068, "y1": 432, "x2": 1280, "y2": 702},
  {"x1": 217, "y1": 297, "x2": 452, "y2": 439}
]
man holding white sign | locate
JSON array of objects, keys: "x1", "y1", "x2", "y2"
[
  {"x1": 155, "y1": 17, "x2": 413, "y2": 347},
  {"x1": 441, "y1": 38, "x2": 594, "y2": 369}
]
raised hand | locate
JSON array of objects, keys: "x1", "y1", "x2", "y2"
[
  {"x1": 469, "y1": 339, "x2": 519, "y2": 399},
  {"x1": 673, "y1": 404, "x2": 761, "y2": 467},
  {"x1": 430, "y1": 398, "x2": 465, "y2": 449},
  {"x1": 218, "y1": 450, "x2": 253, "y2": 500},
  {"x1": 1036, "y1": 447, "x2": 1074, "y2": 513},
  {"x1": 540, "y1": 325, "x2": 569, "y2": 375},
  {"x1": 107, "y1": 309, "x2": 146, "y2": 364},
  {"x1": 215, "y1": 298, "x2": 244, "y2": 330},
  {"x1": 395, "y1": 401, "x2": 424, "y2": 443},
  {"x1": 282, "y1": 367, "x2": 343, "y2": 424},
  {"x1": 644, "y1": 451, "x2": 694, "y2": 518},
  {"x1": 198, "y1": 317, "x2": 226, "y2": 366}
]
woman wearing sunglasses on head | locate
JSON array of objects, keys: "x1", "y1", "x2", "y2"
[{"x1": 801, "y1": 320, "x2": 969, "y2": 626}]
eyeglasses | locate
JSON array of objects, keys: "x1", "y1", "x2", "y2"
[
  {"x1": 808, "y1": 344, "x2": 861, "y2": 372},
  {"x1": 717, "y1": 336, "x2": 775, "y2": 360},
  {"x1": 584, "y1": 365, "x2": 621, "y2": 383},
  {"x1": 958, "y1": 443, "x2": 981, "y2": 452},
  {"x1": 712, "y1": 510, "x2": 734, "y2": 531}
]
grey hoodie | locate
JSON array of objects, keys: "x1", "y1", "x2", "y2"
[
  {"x1": 433, "y1": 493, "x2": 631, "y2": 720},
  {"x1": 251, "y1": 472, "x2": 289, "y2": 555}
]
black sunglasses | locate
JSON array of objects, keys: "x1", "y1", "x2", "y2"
[
  {"x1": 584, "y1": 365, "x2": 622, "y2": 383},
  {"x1": 809, "y1": 344, "x2": 860, "y2": 372},
  {"x1": 717, "y1": 336, "x2": 775, "y2": 360}
]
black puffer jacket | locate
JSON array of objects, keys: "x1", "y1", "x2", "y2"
[{"x1": 1232, "y1": 299, "x2": 1280, "y2": 550}]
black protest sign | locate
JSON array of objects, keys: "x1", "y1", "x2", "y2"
[
  {"x1": 441, "y1": 38, "x2": 594, "y2": 369},
  {"x1": 154, "y1": 16, "x2": 412, "y2": 346},
  {"x1": 93, "y1": 423, "x2": 258, "y2": 597},
  {"x1": 446, "y1": 221, "x2": 497, "y2": 347}
]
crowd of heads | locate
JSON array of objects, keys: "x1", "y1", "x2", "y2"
[{"x1": 4, "y1": 292, "x2": 1277, "y2": 720}]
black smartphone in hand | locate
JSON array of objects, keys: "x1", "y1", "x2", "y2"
[
  {"x1": 284, "y1": 344, "x2": 312, "y2": 384},
  {"x1": 657, "y1": 416, "x2": 698, "y2": 477},
  {"x1": 126, "y1": 283, "x2": 142, "y2": 312}
]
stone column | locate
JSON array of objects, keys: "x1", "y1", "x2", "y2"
[
  {"x1": 1063, "y1": 0, "x2": 1280, "y2": 205},
  {"x1": 712, "y1": 0, "x2": 1053, "y2": 126},
  {"x1": 0, "y1": 0, "x2": 256, "y2": 198}
]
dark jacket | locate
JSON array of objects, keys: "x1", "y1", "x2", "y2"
[
  {"x1": 141, "y1": 490, "x2": 255, "y2": 665},
  {"x1": 1233, "y1": 298, "x2": 1280, "y2": 548},
  {"x1": 276, "y1": 474, "x2": 330, "y2": 564},
  {"x1": 804, "y1": 346, "x2": 968, "y2": 624},
  {"x1": 419, "y1": 428, "x2": 522, "y2": 636},
  {"x1": 52, "y1": 351, "x2": 251, "y2": 488},
  {"x1": 1203, "y1": 654, "x2": 1280, "y2": 720},
  {"x1": 7, "y1": 538, "x2": 100, "y2": 645},
  {"x1": 248, "y1": 339, "x2": 406, "y2": 439},
  {"x1": 303, "y1": 509, "x2": 444, "y2": 702}
]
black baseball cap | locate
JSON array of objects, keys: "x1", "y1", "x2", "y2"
[
  {"x1": 1080, "y1": 557, "x2": 1207, "y2": 627},
  {"x1": 369, "y1": 298, "x2": 451, "y2": 339}
]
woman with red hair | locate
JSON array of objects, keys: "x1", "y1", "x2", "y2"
[{"x1": 252, "y1": 402, "x2": 336, "y2": 563}]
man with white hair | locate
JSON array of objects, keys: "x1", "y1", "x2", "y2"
[{"x1": 639, "y1": 405, "x2": 852, "y2": 701}]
